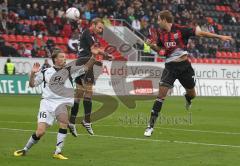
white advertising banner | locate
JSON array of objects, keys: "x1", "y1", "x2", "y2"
[{"x1": 0, "y1": 57, "x2": 239, "y2": 96}]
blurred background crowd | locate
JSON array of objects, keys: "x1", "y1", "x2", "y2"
[{"x1": 0, "y1": 0, "x2": 239, "y2": 59}]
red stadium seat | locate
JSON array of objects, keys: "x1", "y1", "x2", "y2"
[
  {"x1": 25, "y1": 43, "x2": 33, "y2": 50},
  {"x1": 190, "y1": 58, "x2": 197, "y2": 63},
  {"x1": 63, "y1": 37, "x2": 69, "y2": 44},
  {"x1": 156, "y1": 58, "x2": 164, "y2": 62},
  {"x1": 43, "y1": 36, "x2": 49, "y2": 42},
  {"x1": 48, "y1": 36, "x2": 56, "y2": 43},
  {"x1": 8, "y1": 35, "x2": 16, "y2": 42},
  {"x1": 16, "y1": 35, "x2": 23, "y2": 42},
  {"x1": 232, "y1": 52, "x2": 238, "y2": 59},
  {"x1": 24, "y1": 20, "x2": 31, "y2": 25},
  {"x1": 216, "y1": 51, "x2": 222, "y2": 58},
  {"x1": 231, "y1": 59, "x2": 238, "y2": 64},
  {"x1": 197, "y1": 58, "x2": 203, "y2": 63},
  {"x1": 221, "y1": 52, "x2": 227, "y2": 58},
  {"x1": 22, "y1": 35, "x2": 31, "y2": 43},
  {"x1": 215, "y1": 59, "x2": 221, "y2": 64},
  {"x1": 56, "y1": 37, "x2": 64, "y2": 44},
  {"x1": 1, "y1": 34, "x2": 9, "y2": 41},
  {"x1": 226, "y1": 52, "x2": 232, "y2": 58},
  {"x1": 68, "y1": 53, "x2": 77, "y2": 59},
  {"x1": 29, "y1": 36, "x2": 35, "y2": 43},
  {"x1": 58, "y1": 45, "x2": 68, "y2": 52},
  {"x1": 237, "y1": 52, "x2": 240, "y2": 59}
]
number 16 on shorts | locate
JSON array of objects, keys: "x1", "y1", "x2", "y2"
[{"x1": 37, "y1": 111, "x2": 55, "y2": 126}]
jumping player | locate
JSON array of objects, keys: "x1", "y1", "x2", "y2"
[
  {"x1": 69, "y1": 18, "x2": 110, "y2": 135},
  {"x1": 144, "y1": 10, "x2": 233, "y2": 137}
]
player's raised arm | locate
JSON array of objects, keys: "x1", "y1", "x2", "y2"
[
  {"x1": 29, "y1": 63, "x2": 41, "y2": 87},
  {"x1": 195, "y1": 28, "x2": 233, "y2": 41}
]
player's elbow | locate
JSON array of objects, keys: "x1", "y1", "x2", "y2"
[{"x1": 196, "y1": 31, "x2": 204, "y2": 37}]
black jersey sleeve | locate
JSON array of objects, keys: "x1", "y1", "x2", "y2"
[{"x1": 83, "y1": 30, "x2": 95, "y2": 48}]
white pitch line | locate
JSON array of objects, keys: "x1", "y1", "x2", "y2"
[
  {"x1": 1, "y1": 127, "x2": 240, "y2": 149},
  {"x1": 94, "y1": 124, "x2": 240, "y2": 135},
  {"x1": 1, "y1": 120, "x2": 240, "y2": 135}
]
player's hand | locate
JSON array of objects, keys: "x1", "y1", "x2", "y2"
[
  {"x1": 219, "y1": 35, "x2": 233, "y2": 42},
  {"x1": 105, "y1": 54, "x2": 113, "y2": 61},
  {"x1": 145, "y1": 38, "x2": 154, "y2": 46},
  {"x1": 31, "y1": 62, "x2": 40, "y2": 74}
]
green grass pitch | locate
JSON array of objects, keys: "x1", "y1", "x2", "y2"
[{"x1": 0, "y1": 95, "x2": 240, "y2": 166}]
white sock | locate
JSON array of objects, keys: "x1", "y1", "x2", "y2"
[
  {"x1": 55, "y1": 129, "x2": 67, "y2": 154},
  {"x1": 24, "y1": 133, "x2": 40, "y2": 151}
]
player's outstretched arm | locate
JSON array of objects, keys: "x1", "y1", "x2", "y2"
[
  {"x1": 29, "y1": 63, "x2": 40, "y2": 87},
  {"x1": 195, "y1": 29, "x2": 233, "y2": 41},
  {"x1": 91, "y1": 46, "x2": 113, "y2": 60}
]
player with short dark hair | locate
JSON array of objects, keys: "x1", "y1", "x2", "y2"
[
  {"x1": 69, "y1": 18, "x2": 110, "y2": 135},
  {"x1": 144, "y1": 10, "x2": 233, "y2": 137}
]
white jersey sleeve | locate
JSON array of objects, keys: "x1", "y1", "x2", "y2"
[
  {"x1": 70, "y1": 65, "x2": 86, "y2": 79},
  {"x1": 34, "y1": 71, "x2": 43, "y2": 86}
]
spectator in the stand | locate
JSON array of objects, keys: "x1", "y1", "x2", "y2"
[
  {"x1": 4, "y1": 58, "x2": 15, "y2": 75},
  {"x1": 0, "y1": 16, "x2": 7, "y2": 33},
  {"x1": 0, "y1": 37, "x2": 20, "y2": 57},
  {"x1": 223, "y1": 41, "x2": 231, "y2": 51},
  {"x1": 48, "y1": 19, "x2": 60, "y2": 36},
  {"x1": 41, "y1": 59, "x2": 51, "y2": 70},
  {"x1": 18, "y1": 43, "x2": 32, "y2": 57},
  {"x1": 140, "y1": 17, "x2": 150, "y2": 37},
  {"x1": 223, "y1": 13, "x2": 232, "y2": 25},
  {"x1": 44, "y1": 39, "x2": 56, "y2": 57},
  {"x1": 22, "y1": 21, "x2": 31, "y2": 35},
  {"x1": 102, "y1": 15, "x2": 111, "y2": 26},
  {"x1": 132, "y1": 18, "x2": 141, "y2": 31}
]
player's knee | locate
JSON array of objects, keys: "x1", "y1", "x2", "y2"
[
  {"x1": 191, "y1": 93, "x2": 196, "y2": 99},
  {"x1": 59, "y1": 123, "x2": 68, "y2": 129},
  {"x1": 84, "y1": 87, "x2": 93, "y2": 98},
  {"x1": 75, "y1": 87, "x2": 84, "y2": 99},
  {"x1": 157, "y1": 92, "x2": 167, "y2": 99},
  {"x1": 186, "y1": 89, "x2": 196, "y2": 99}
]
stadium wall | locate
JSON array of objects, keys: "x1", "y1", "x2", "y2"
[{"x1": 0, "y1": 57, "x2": 240, "y2": 96}]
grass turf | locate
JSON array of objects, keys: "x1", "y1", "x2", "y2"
[{"x1": 0, "y1": 95, "x2": 240, "y2": 166}]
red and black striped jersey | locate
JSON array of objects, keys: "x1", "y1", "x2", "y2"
[{"x1": 157, "y1": 24, "x2": 196, "y2": 58}]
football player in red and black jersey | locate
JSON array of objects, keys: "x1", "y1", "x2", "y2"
[{"x1": 144, "y1": 10, "x2": 233, "y2": 137}]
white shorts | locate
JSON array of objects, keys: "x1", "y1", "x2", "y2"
[{"x1": 37, "y1": 99, "x2": 72, "y2": 126}]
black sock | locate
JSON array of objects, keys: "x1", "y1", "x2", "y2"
[
  {"x1": 149, "y1": 98, "x2": 164, "y2": 128},
  {"x1": 32, "y1": 133, "x2": 40, "y2": 140},
  {"x1": 83, "y1": 97, "x2": 92, "y2": 123},
  {"x1": 70, "y1": 102, "x2": 80, "y2": 124}
]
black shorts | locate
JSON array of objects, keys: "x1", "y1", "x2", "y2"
[
  {"x1": 75, "y1": 57, "x2": 94, "y2": 85},
  {"x1": 160, "y1": 60, "x2": 195, "y2": 89}
]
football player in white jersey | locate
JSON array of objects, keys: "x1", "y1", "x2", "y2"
[{"x1": 14, "y1": 49, "x2": 98, "y2": 160}]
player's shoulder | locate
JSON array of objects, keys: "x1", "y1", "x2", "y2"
[
  {"x1": 41, "y1": 67, "x2": 55, "y2": 75},
  {"x1": 82, "y1": 28, "x2": 90, "y2": 35},
  {"x1": 173, "y1": 24, "x2": 188, "y2": 29}
]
